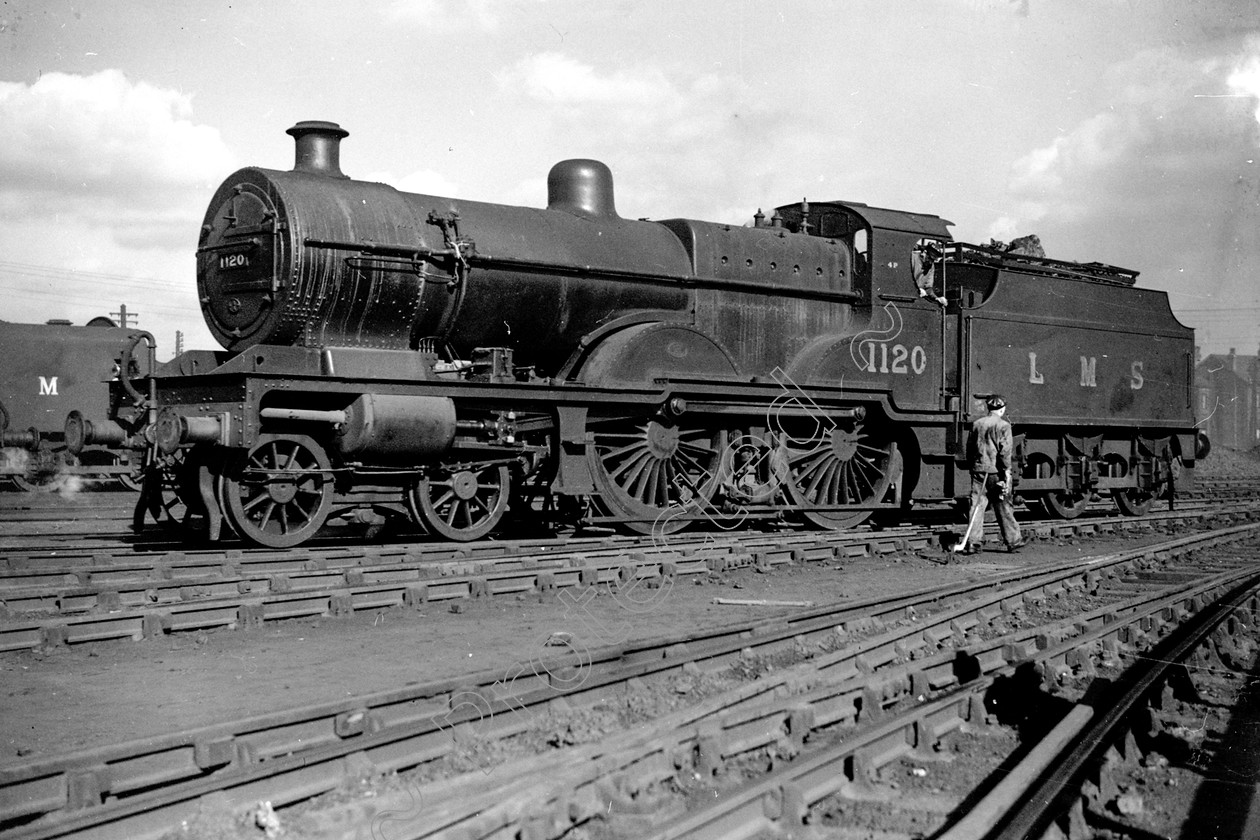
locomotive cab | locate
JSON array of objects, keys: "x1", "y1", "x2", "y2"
[{"x1": 774, "y1": 200, "x2": 953, "y2": 305}]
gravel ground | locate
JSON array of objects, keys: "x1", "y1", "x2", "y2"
[{"x1": 0, "y1": 525, "x2": 1187, "y2": 763}]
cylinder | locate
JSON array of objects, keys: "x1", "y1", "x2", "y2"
[
  {"x1": 65, "y1": 411, "x2": 126, "y2": 455},
  {"x1": 335, "y1": 394, "x2": 457, "y2": 461}
]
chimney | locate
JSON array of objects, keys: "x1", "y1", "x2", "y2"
[{"x1": 287, "y1": 120, "x2": 349, "y2": 178}]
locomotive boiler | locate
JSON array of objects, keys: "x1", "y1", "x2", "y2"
[{"x1": 85, "y1": 121, "x2": 1199, "y2": 546}]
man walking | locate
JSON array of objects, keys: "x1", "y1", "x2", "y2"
[{"x1": 959, "y1": 395, "x2": 1025, "y2": 555}]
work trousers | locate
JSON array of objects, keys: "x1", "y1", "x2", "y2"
[{"x1": 964, "y1": 471, "x2": 1021, "y2": 550}]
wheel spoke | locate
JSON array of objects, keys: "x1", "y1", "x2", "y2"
[
  {"x1": 259, "y1": 500, "x2": 278, "y2": 531},
  {"x1": 844, "y1": 464, "x2": 864, "y2": 502},
  {"x1": 803, "y1": 456, "x2": 832, "y2": 500},
  {"x1": 677, "y1": 439, "x2": 718, "y2": 458},
  {"x1": 609, "y1": 448, "x2": 651, "y2": 483},
  {"x1": 637, "y1": 459, "x2": 663, "y2": 503},
  {"x1": 788, "y1": 445, "x2": 828, "y2": 469},
  {"x1": 656, "y1": 460, "x2": 674, "y2": 505},
  {"x1": 833, "y1": 461, "x2": 850, "y2": 504},
  {"x1": 602, "y1": 437, "x2": 650, "y2": 461},
  {"x1": 242, "y1": 491, "x2": 269, "y2": 513},
  {"x1": 661, "y1": 460, "x2": 678, "y2": 505},
  {"x1": 848, "y1": 461, "x2": 872, "y2": 497}
]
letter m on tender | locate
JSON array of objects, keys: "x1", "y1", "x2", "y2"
[
  {"x1": 1079, "y1": 357, "x2": 1096, "y2": 388},
  {"x1": 38, "y1": 376, "x2": 59, "y2": 396}
]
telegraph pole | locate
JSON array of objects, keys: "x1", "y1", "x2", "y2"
[{"x1": 110, "y1": 303, "x2": 138, "y2": 328}]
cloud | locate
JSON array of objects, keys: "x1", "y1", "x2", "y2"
[
  {"x1": 0, "y1": 70, "x2": 231, "y2": 350},
  {"x1": 1228, "y1": 43, "x2": 1260, "y2": 128},
  {"x1": 511, "y1": 53, "x2": 676, "y2": 107},
  {"x1": 992, "y1": 39, "x2": 1260, "y2": 353},
  {"x1": 498, "y1": 52, "x2": 842, "y2": 221},
  {"x1": 0, "y1": 69, "x2": 232, "y2": 196},
  {"x1": 999, "y1": 44, "x2": 1258, "y2": 241},
  {"x1": 0, "y1": 69, "x2": 233, "y2": 251}
]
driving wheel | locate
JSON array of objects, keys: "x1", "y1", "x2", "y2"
[
  {"x1": 588, "y1": 419, "x2": 723, "y2": 536},
  {"x1": 780, "y1": 420, "x2": 898, "y2": 530},
  {"x1": 221, "y1": 434, "x2": 333, "y2": 548}
]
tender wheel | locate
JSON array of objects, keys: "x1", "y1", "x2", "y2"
[
  {"x1": 8, "y1": 473, "x2": 51, "y2": 492},
  {"x1": 1112, "y1": 488, "x2": 1154, "y2": 516},
  {"x1": 8, "y1": 443, "x2": 66, "y2": 492},
  {"x1": 408, "y1": 463, "x2": 511, "y2": 541},
  {"x1": 588, "y1": 419, "x2": 723, "y2": 536},
  {"x1": 1101, "y1": 452, "x2": 1154, "y2": 516},
  {"x1": 780, "y1": 420, "x2": 898, "y2": 530},
  {"x1": 221, "y1": 434, "x2": 333, "y2": 548},
  {"x1": 1036, "y1": 491, "x2": 1088, "y2": 519}
]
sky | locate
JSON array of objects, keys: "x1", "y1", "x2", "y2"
[{"x1": 0, "y1": 0, "x2": 1257, "y2": 359}]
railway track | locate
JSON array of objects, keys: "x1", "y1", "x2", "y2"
[
  {"x1": 0, "y1": 481, "x2": 1255, "y2": 549},
  {"x1": 635, "y1": 542, "x2": 1260, "y2": 840},
  {"x1": 0, "y1": 502, "x2": 1257, "y2": 653},
  {"x1": 2, "y1": 518, "x2": 1259, "y2": 839}
]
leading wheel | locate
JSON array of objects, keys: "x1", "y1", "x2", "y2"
[
  {"x1": 408, "y1": 463, "x2": 511, "y2": 541},
  {"x1": 221, "y1": 434, "x2": 333, "y2": 548},
  {"x1": 780, "y1": 420, "x2": 898, "y2": 530},
  {"x1": 588, "y1": 419, "x2": 724, "y2": 536}
]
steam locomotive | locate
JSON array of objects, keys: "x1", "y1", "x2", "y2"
[
  {"x1": 76, "y1": 121, "x2": 1200, "y2": 546},
  {"x1": 0, "y1": 317, "x2": 149, "y2": 490}
]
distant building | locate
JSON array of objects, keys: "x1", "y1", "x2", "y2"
[{"x1": 1196, "y1": 347, "x2": 1260, "y2": 451}]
